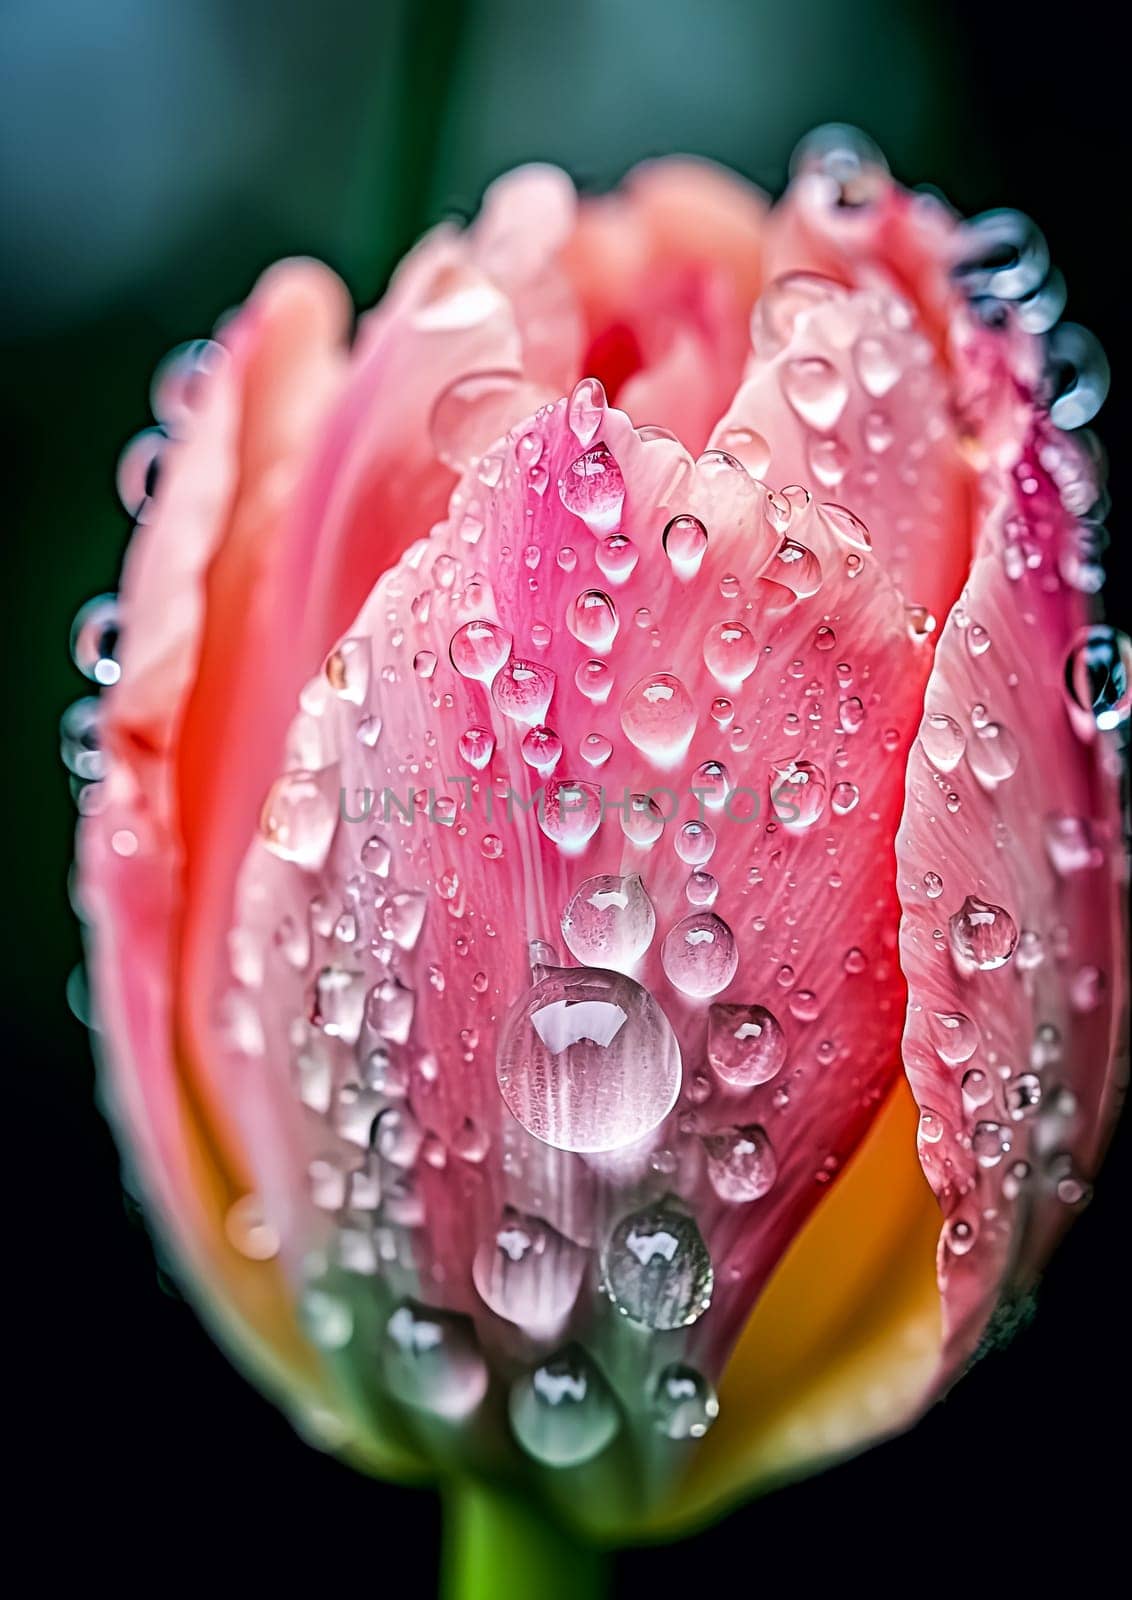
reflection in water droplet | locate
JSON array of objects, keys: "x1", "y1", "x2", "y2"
[
  {"x1": 663, "y1": 514, "x2": 709, "y2": 577},
  {"x1": 602, "y1": 1203, "x2": 713, "y2": 1328},
  {"x1": 450, "y1": 619, "x2": 512, "y2": 682},
  {"x1": 703, "y1": 620, "x2": 758, "y2": 686},
  {"x1": 496, "y1": 966, "x2": 681, "y2": 1152},
  {"x1": 492, "y1": 658, "x2": 556, "y2": 724},
  {"x1": 1064, "y1": 626, "x2": 1131, "y2": 730},
  {"x1": 568, "y1": 589, "x2": 619, "y2": 653}
]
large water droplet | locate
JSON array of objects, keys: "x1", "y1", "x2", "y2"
[
  {"x1": 509, "y1": 1346, "x2": 619, "y2": 1467},
  {"x1": 569, "y1": 377, "x2": 607, "y2": 446},
  {"x1": 621, "y1": 672, "x2": 697, "y2": 765},
  {"x1": 537, "y1": 777, "x2": 603, "y2": 852},
  {"x1": 561, "y1": 873, "x2": 655, "y2": 971},
  {"x1": 558, "y1": 442, "x2": 625, "y2": 534},
  {"x1": 601, "y1": 1203, "x2": 713, "y2": 1328},
  {"x1": 621, "y1": 793, "x2": 666, "y2": 848},
  {"x1": 702, "y1": 1123, "x2": 777, "y2": 1201},
  {"x1": 383, "y1": 1302, "x2": 488, "y2": 1420},
  {"x1": 948, "y1": 896, "x2": 1018, "y2": 971},
  {"x1": 496, "y1": 966, "x2": 681, "y2": 1152},
  {"x1": 661, "y1": 912, "x2": 738, "y2": 998},
  {"x1": 707, "y1": 1003, "x2": 786, "y2": 1085},
  {"x1": 651, "y1": 1363, "x2": 719, "y2": 1440},
  {"x1": 967, "y1": 721, "x2": 1020, "y2": 786}
]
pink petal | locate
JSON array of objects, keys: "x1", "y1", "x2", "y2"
[{"x1": 896, "y1": 418, "x2": 1127, "y2": 1379}]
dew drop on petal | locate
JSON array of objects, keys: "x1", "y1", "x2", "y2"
[
  {"x1": 661, "y1": 912, "x2": 738, "y2": 997},
  {"x1": 968, "y1": 722, "x2": 1021, "y2": 786},
  {"x1": 561, "y1": 873, "x2": 656, "y2": 971},
  {"x1": 770, "y1": 759, "x2": 827, "y2": 828},
  {"x1": 601, "y1": 1204, "x2": 713, "y2": 1328},
  {"x1": 383, "y1": 1302, "x2": 488, "y2": 1420},
  {"x1": 259, "y1": 772, "x2": 336, "y2": 869},
  {"x1": 537, "y1": 777, "x2": 603, "y2": 851},
  {"x1": 651, "y1": 1364, "x2": 719, "y2": 1440},
  {"x1": 707, "y1": 1003, "x2": 786, "y2": 1085},
  {"x1": 920, "y1": 711, "x2": 966, "y2": 772},
  {"x1": 450, "y1": 619, "x2": 512, "y2": 682},
  {"x1": 472, "y1": 1209, "x2": 586, "y2": 1332},
  {"x1": 621, "y1": 793, "x2": 666, "y2": 848},
  {"x1": 510, "y1": 1345, "x2": 619, "y2": 1466},
  {"x1": 621, "y1": 672, "x2": 697, "y2": 764},
  {"x1": 703, "y1": 620, "x2": 758, "y2": 686},
  {"x1": 569, "y1": 377, "x2": 607, "y2": 446},
  {"x1": 492, "y1": 658, "x2": 556, "y2": 724},
  {"x1": 558, "y1": 442, "x2": 625, "y2": 533},
  {"x1": 1064, "y1": 625, "x2": 1131, "y2": 730},
  {"x1": 702, "y1": 1124, "x2": 777, "y2": 1202},
  {"x1": 929, "y1": 1009, "x2": 980, "y2": 1064},
  {"x1": 70, "y1": 594, "x2": 121, "y2": 685},
  {"x1": 948, "y1": 897, "x2": 1019, "y2": 971},
  {"x1": 568, "y1": 589, "x2": 619, "y2": 653},
  {"x1": 781, "y1": 356, "x2": 849, "y2": 432},
  {"x1": 496, "y1": 966, "x2": 682, "y2": 1152},
  {"x1": 662, "y1": 514, "x2": 709, "y2": 577},
  {"x1": 458, "y1": 725, "x2": 496, "y2": 770}
]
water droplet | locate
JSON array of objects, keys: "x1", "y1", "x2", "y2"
[
  {"x1": 972, "y1": 1120, "x2": 1011, "y2": 1168},
  {"x1": 621, "y1": 793, "x2": 666, "y2": 848},
  {"x1": 366, "y1": 976, "x2": 415, "y2": 1044},
  {"x1": 458, "y1": 725, "x2": 496, "y2": 770},
  {"x1": 568, "y1": 589, "x2": 619, "y2": 653},
  {"x1": 300, "y1": 1287, "x2": 354, "y2": 1350},
  {"x1": 949, "y1": 896, "x2": 1018, "y2": 971},
  {"x1": 496, "y1": 966, "x2": 681, "y2": 1152},
  {"x1": 651, "y1": 1364, "x2": 719, "y2": 1440},
  {"x1": 716, "y1": 425, "x2": 771, "y2": 476},
  {"x1": 774, "y1": 538, "x2": 823, "y2": 598},
  {"x1": 116, "y1": 427, "x2": 163, "y2": 516},
  {"x1": 581, "y1": 732, "x2": 613, "y2": 767},
  {"x1": 707, "y1": 1003, "x2": 786, "y2": 1086},
  {"x1": 569, "y1": 377, "x2": 607, "y2": 446},
  {"x1": 923, "y1": 871, "x2": 944, "y2": 899},
  {"x1": 771, "y1": 759, "x2": 827, "y2": 828},
  {"x1": 596, "y1": 534, "x2": 638, "y2": 583},
  {"x1": 473, "y1": 1208, "x2": 586, "y2": 1332},
  {"x1": 509, "y1": 1345, "x2": 619, "y2": 1466},
  {"x1": 602, "y1": 1203, "x2": 712, "y2": 1328},
  {"x1": 575, "y1": 657, "x2": 613, "y2": 704},
  {"x1": 831, "y1": 780, "x2": 859, "y2": 815},
  {"x1": 920, "y1": 712, "x2": 966, "y2": 772},
  {"x1": 259, "y1": 772, "x2": 335, "y2": 869},
  {"x1": 521, "y1": 725, "x2": 563, "y2": 774},
  {"x1": 661, "y1": 912, "x2": 737, "y2": 998},
  {"x1": 1044, "y1": 815, "x2": 1102, "y2": 875},
  {"x1": 561, "y1": 873, "x2": 656, "y2": 971},
  {"x1": 621, "y1": 672, "x2": 697, "y2": 764},
  {"x1": 60, "y1": 697, "x2": 104, "y2": 781},
  {"x1": 662, "y1": 514, "x2": 708, "y2": 577},
  {"x1": 854, "y1": 335, "x2": 902, "y2": 397},
  {"x1": 1064, "y1": 626, "x2": 1131, "y2": 730},
  {"x1": 692, "y1": 760, "x2": 731, "y2": 810},
  {"x1": 492, "y1": 658, "x2": 556, "y2": 725},
  {"x1": 450, "y1": 619, "x2": 512, "y2": 682},
  {"x1": 781, "y1": 357, "x2": 849, "y2": 432},
  {"x1": 928, "y1": 1010, "x2": 979, "y2": 1064},
  {"x1": 817, "y1": 503, "x2": 871, "y2": 551},
  {"x1": 311, "y1": 966, "x2": 367, "y2": 1042},
  {"x1": 224, "y1": 1195, "x2": 280, "y2": 1261},
  {"x1": 702, "y1": 1124, "x2": 777, "y2": 1202},
  {"x1": 384, "y1": 1302, "x2": 488, "y2": 1419},
  {"x1": 703, "y1": 620, "x2": 758, "y2": 686},
  {"x1": 968, "y1": 722, "x2": 1020, "y2": 786},
  {"x1": 558, "y1": 442, "x2": 625, "y2": 533},
  {"x1": 537, "y1": 778, "x2": 603, "y2": 851},
  {"x1": 70, "y1": 594, "x2": 121, "y2": 685}
]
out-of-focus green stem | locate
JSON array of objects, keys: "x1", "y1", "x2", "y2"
[{"x1": 442, "y1": 1479, "x2": 610, "y2": 1600}]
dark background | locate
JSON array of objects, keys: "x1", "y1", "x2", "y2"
[{"x1": 6, "y1": 0, "x2": 1127, "y2": 1586}]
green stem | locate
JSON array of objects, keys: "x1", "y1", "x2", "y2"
[{"x1": 442, "y1": 1479, "x2": 610, "y2": 1600}]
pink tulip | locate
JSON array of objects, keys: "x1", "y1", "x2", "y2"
[{"x1": 73, "y1": 129, "x2": 1127, "y2": 1578}]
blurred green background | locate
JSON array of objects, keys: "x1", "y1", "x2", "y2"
[{"x1": 6, "y1": 0, "x2": 1126, "y2": 1588}]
